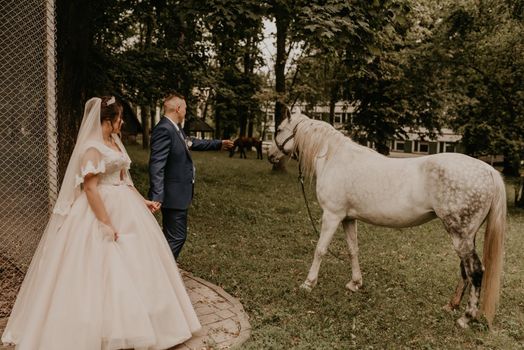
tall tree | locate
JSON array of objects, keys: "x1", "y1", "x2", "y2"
[
  {"x1": 435, "y1": 1, "x2": 524, "y2": 175},
  {"x1": 204, "y1": 0, "x2": 265, "y2": 138},
  {"x1": 56, "y1": 0, "x2": 114, "y2": 179},
  {"x1": 271, "y1": 0, "x2": 422, "y2": 155}
]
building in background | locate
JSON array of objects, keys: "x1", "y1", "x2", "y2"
[{"x1": 260, "y1": 102, "x2": 463, "y2": 156}]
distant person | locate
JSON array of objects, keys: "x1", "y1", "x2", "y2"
[
  {"x1": 2, "y1": 96, "x2": 201, "y2": 349},
  {"x1": 148, "y1": 92, "x2": 233, "y2": 259}
]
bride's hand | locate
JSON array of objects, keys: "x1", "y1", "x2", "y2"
[
  {"x1": 145, "y1": 200, "x2": 160, "y2": 213},
  {"x1": 112, "y1": 227, "x2": 119, "y2": 241},
  {"x1": 99, "y1": 221, "x2": 119, "y2": 242}
]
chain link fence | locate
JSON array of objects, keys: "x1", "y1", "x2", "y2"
[{"x1": 0, "y1": 0, "x2": 58, "y2": 318}]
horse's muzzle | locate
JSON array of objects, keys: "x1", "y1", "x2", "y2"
[{"x1": 268, "y1": 153, "x2": 279, "y2": 164}]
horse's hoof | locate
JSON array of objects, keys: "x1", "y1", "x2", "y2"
[
  {"x1": 456, "y1": 316, "x2": 470, "y2": 329},
  {"x1": 300, "y1": 282, "x2": 313, "y2": 292},
  {"x1": 345, "y1": 280, "x2": 361, "y2": 292}
]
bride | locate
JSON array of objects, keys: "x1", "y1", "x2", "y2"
[{"x1": 2, "y1": 96, "x2": 201, "y2": 349}]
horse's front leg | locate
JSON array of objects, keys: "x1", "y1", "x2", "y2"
[
  {"x1": 342, "y1": 218, "x2": 363, "y2": 292},
  {"x1": 301, "y1": 210, "x2": 341, "y2": 291}
]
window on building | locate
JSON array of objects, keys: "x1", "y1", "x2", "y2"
[
  {"x1": 417, "y1": 141, "x2": 429, "y2": 153},
  {"x1": 438, "y1": 142, "x2": 455, "y2": 153},
  {"x1": 268, "y1": 114, "x2": 274, "y2": 122},
  {"x1": 334, "y1": 114, "x2": 342, "y2": 123},
  {"x1": 266, "y1": 133, "x2": 273, "y2": 141},
  {"x1": 394, "y1": 141, "x2": 405, "y2": 151}
]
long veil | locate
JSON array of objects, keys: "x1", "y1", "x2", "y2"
[
  {"x1": 2, "y1": 97, "x2": 106, "y2": 343},
  {"x1": 53, "y1": 97, "x2": 104, "y2": 216}
]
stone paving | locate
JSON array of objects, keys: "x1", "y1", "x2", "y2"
[
  {"x1": 0, "y1": 271, "x2": 251, "y2": 350},
  {"x1": 173, "y1": 271, "x2": 251, "y2": 349}
]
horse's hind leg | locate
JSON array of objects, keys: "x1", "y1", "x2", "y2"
[
  {"x1": 443, "y1": 261, "x2": 469, "y2": 311},
  {"x1": 450, "y1": 235, "x2": 484, "y2": 328},
  {"x1": 438, "y1": 196, "x2": 489, "y2": 327},
  {"x1": 342, "y1": 218, "x2": 362, "y2": 292},
  {"x1": 301, "y1": 210, "x2": 342, "y2": 291}
]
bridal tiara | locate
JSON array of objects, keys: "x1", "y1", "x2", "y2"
[{"x1": 107, "y1": 96, "x2": 116, "y2": 105}]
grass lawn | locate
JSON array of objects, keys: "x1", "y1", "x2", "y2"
[{"x1": 128, "y1": 144, "x2": 524, "y2": 349}]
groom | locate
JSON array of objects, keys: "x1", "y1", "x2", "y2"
[{"x1": 148, "y1": 92, "x2": 233, "y2": 260}]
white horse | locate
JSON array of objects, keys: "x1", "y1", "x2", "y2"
[{"x1": 268, "y1": 111, "x2": 506, "y2": 328}]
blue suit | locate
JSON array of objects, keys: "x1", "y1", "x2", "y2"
[{"x1": 149, "y1": 116, "x2": 222, "y2": 259}]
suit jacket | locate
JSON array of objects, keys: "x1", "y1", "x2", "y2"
[{"x1": 148, "y1": 116, "x2": 222, "y2": 209}]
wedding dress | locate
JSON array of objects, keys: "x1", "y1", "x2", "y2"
[{"x1": 2, "y1": 98, "x2": 200, "y2": 350}]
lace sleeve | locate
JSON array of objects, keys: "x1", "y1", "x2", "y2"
[{"x1": 75, "y1": 147, "x2": 106, "y2": 187}]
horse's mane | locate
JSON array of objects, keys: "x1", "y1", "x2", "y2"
[{"x1": 292, "y1": 115, "x2": 375, "y2": 181}]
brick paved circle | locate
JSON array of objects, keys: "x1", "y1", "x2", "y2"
[
  {"x1": 0, "y1": 271, "x2": 251, "y2": 350},
  {"x1": 173, "y1": 271, "x2": 251, "y2": 350}
]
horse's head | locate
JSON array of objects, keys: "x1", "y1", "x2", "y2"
[{"x1": 268, "y1": 108, "x2": 304, "y2": 164}]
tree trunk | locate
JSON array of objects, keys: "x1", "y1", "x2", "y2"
[
  {"x1": 214, "y1": 94, "x2": 223, "y2": 139},
  {"x1": 515, "y1": 177, "x2": 524, "y2": 208},
  {"x1": 237, "y1": 106, "x2": 248, "y2": 136},
  {"x1": 273, "y1": 6, "x2": 290, "y2": 172},
  {"x1": 56, "y1": 0, "x2": 94, "y2": 182},
  {"x1": 215, "y1": 111, "x2": 222, "y2": 139},
  {"x1": 328, "y1": 97, "x2": 336, "y2": 126},
  {"x1": 141, "y1": 105, "x2": 150, "y2": 149},
  {"x1": 202, "y1": 95, "x2": 209, "y2": 122},
  {"x1": 274, "y1": 6, "x2": 289, "y2": 129},
  {"x1": 247, "y1": 117, "x2": 254, "y2": 138},
  {"x1": 502, "y1": 151, "x2": 520, "y2": 177},
  {"x1": 150, "y1": 101, "x2": 158, "y2": 127},
  {"x1": 242, "y1": 34, "x2": 257, "y2": 139},
  {"x1": 376, "y1": 143, "x2": 390, "y2": 156}
]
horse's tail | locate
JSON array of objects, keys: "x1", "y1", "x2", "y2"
[{"x1": 480, "y1": 169, "x2": 506, "y2": 327}]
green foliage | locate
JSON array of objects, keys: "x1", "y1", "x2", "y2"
[
  {"x1": 279, "y1": 0, "x2": 523, "y2": 163},
  {"x1": 62, "y1": 0, "x2": 523, "y2": 164},
  {"x1": 75, "y1": 0, "x2": 267, "y2": 139},
  {"x1": 199, "y1": 0, "x2": 266, "y2": 138},
  {"x1": 277, "y1": 0, "x2": 447, "y2": 154},
  {"x1": 434, "y1": 1, "x2": 524, "y2": 174}
]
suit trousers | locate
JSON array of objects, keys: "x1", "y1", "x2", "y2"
[{"x1": 161, "y1": 207, "x2": 188, "y2": 260}]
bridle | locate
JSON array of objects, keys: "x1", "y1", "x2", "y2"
[{"x1": 274, "y1": 119, "x2": 305, "y2": 159}]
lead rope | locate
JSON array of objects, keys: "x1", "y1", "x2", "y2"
[{"x1": 297, "y1": 163, "x2": 346, "y2": 262}]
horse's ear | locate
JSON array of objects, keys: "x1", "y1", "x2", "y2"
[{"x1": 285, "y1": 106, "x2": 291, "y2": 121}]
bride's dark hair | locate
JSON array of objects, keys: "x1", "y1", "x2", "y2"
[{"x1": 100, "y1": 96, "x2": 123, "y2": 123}]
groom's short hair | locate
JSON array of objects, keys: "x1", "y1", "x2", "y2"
[{"x1": 163, "y1": 92, "x2": 185, "y2": 113}]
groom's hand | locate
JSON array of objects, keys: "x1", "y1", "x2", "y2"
[{"x1": 221, "y1": 139, "x2": 234, "y2": 151}]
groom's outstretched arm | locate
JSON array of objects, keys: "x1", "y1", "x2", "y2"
[
  {"x1": 148, "y1": 126, "x2": 171, "y2": 203},
  {"x1": 190, "y1": 138, "x2": 234, "y2": 151},
  {"x1": 189, "y1": 138, "x2": 222, "y2": 151}
]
